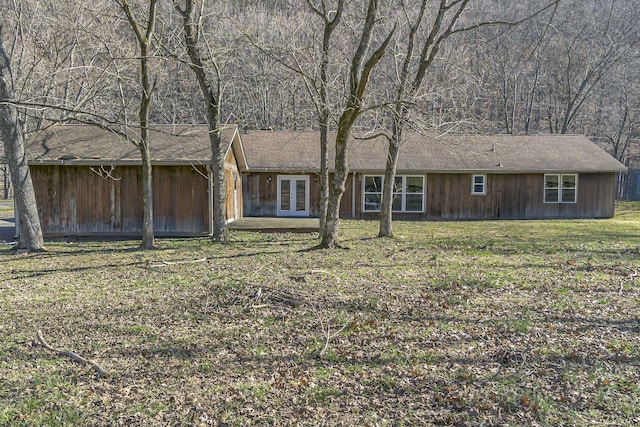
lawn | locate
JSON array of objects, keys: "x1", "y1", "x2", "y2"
[
  {"x1": 0, "y1": 199, "x2": 12, "y2": 219},
  {"x1": 1, "y1": 203, "x2": 639, "y2": 426}
]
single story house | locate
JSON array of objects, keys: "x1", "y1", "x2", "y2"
[
  {"x1": 240, "y1": 131, "x2": 627, "y2": 221},
  {"x1": 6, "y1": 125, "x2": 627, "y2": 237}
]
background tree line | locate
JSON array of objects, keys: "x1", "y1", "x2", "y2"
[{"x1": 1, "y1": 0, "x2": 638, "y2": 248}]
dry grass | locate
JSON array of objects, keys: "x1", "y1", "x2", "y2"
[
  {"x1": 0, "y1": 199, "x2": 13, "y2": 219},
  {"x1": 1, "y1": 202, "x2": 639, "y2": 426}
]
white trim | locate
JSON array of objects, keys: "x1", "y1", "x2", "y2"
[
  {"x1": 351, "y1": 172, "x2": 356, "y2": 218},
  {"x1": 544, "y1": 173, "x2": 578, "y2": 204},
  {"x1": 362, "y1": 175, "x2": 425, "y2": 213},
  {"x1": 362, "y1": 175, "x2": 383, "y2": 212},
  {"x1": 471, "y1": 174, "x2": 486, "y2": 195},
  {"x1": 207, "y1": 166, "x2": 214, "y2": 235},
  {"x1": 276, "y1": 175, "x2": 310, "y2": 217}
]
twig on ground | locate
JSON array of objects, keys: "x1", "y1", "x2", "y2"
[
  {"x1": 254, "y1": 286, "x2": 307, "y2": 308},
  {"x1": 621, "y1": 271, "x2": 638, "y2": 294},
  {"x1": 148, "y1": 257, "x2": 207, "y2": 268},
  {"x1": 36, "y1": 330, "x2": 108, "y2": 378},
  {"x1": 319, "y1": 314, "x2": 350, "y2": 358}
]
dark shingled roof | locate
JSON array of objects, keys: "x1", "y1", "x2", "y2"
[
  {"x1": 25, "y1": 124, "x2": 242, "y2": 166},
  {"x1": 19, "y1": 125, "x2": 625, "y2": 174},
  {"x1": 240, "y1": 131, "x2": 627, "y2": 173}
]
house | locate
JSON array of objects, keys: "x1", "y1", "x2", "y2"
[
  {"x1": 23, "y1": 125, "x2": 245, "y2": 236},
  {"x1": 240, "y1": 131, "x2": 626, "y2": 220},
  {"x1": 12, "y1": 126, "x2": 627, "y2": 237}
]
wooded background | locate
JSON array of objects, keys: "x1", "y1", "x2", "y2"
[{"x1": 1, "y1": 0, "x2": 638, "y2": 198}]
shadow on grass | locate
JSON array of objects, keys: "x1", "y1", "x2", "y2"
[{"x1": 0, "y1": 260, "x2": 147, "y2": 281}]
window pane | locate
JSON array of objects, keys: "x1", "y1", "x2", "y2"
[
  {"x1": 365, "y1": 176, "x2": 382, "y2": 193},
  {"x1": 364, "y1": 194, "x2": 381, "y2": 211},
  {"x1": 545, "y1": 188, "x2": 559, "y2": 203},
  {"x1": 562, "y1": 188, "x2": 576, "y2": 203},
  {"x1": 472, "y1": 175, "x2": 485, "y2": 194},
  {"x1": 296, "y1": 180, "x2": 306, "y2": 211},
  {"x1": 405, "y1": 194, "x2": 423, "y2": 212},
  {"x1": 562, "y1": 175, "x2": 576, "y2": 189},
  {"x1": 392, "y1": 194, "x2": 402, "y2": 211},
  {"x1": 280, "y1": 180, "x2": 291, "y2": 210},
  {"x1": 394, "y1": 176, "x2": 403, "y2": 192},
  {"x1": 545, "y1": 175, "x2": 559, "y2": 188},
  {"x1": 406, "y1": 176, "x2": 423, "y2": 193}
]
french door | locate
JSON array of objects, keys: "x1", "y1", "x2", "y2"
[{"x1": 277, "y1": 175, "x2": 310, "y2": 217}]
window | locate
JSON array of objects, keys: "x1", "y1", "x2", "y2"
[
  {"x1": 363, "y1": 176, "x2": 383, "y2": 211},
  {"x1": 544, "y1": 174, "x2": 577, "y2": 203},
  {"x1": 363, "y1": 175, "x2": 424, "y2": 212},
  {"x1": 472, "y1": 175, "x2": 486, "y2": 195}
]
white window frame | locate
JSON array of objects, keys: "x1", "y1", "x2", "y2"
[
  {"x1": 362, "y1": 175, "x2": 425, "y2": 213},
  {"x1": 276, "y1": 175, "x2": 310, "y2": 216},
  {"x1": 544, "y1": 174, "x2": 577, "y2": 204},
  {"x1": 363, "y1": 175, "x2": 383, "y2": 212},
  {"x1": 471, "y1": 174, "x2": 486, "y2": 195}
]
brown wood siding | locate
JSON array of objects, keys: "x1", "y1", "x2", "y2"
[
  {"x1": 339, "y1": 173, "x2": 355, "y2": 218},
  {"x1": 31, "y1": 164, "x2": 211, "y2": 236},
  {"x1": 243, "y1": 172, "x2": 322, "y2": 217},
  {"x1": 353, "y1": 172, "x2": 616, "y2": 220},
  {"x1": 153, "y1": 165, "x2": 209, "y2": 233},
  {"x1": 240, "y1": 171, "x2": 616, "y2": 221}
]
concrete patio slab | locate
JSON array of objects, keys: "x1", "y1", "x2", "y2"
[{"x1": 227, "y1": 217, "x2": 319, "y2": 233}]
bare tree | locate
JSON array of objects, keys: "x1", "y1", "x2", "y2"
[
  {"x1": 378, "y1": 0, "x2": 561, "y2": 238},
  {"x1": 319, "y1": 0, "x2": 395, "y2": 248},
  {"x1": 172, "y1": 0, "x2": 230, "y2": 241},
  {"x1": 0, "y1": 18, "x2": 44, "y2": 251},
  {"x1": 118, "y1": 0, "x2": 159, "y2": 249},
  {"x1": 305, "y1": 0, "x2": 344, "y2": 235}
]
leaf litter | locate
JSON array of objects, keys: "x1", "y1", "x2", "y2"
[{"x1": 1, "y1": 211, "x2": 640, "y2": 426}]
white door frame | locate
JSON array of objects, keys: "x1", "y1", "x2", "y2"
[{"x1": 276, "y1": 175, "x2": 310, "y2": 217}]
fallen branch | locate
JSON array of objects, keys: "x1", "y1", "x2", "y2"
[
  {"x1": 148, "y1": 257, "x2": 207, "y2": 267},
  {"x1": 36, "y1": 330, "x2": 108, "y2": 378},
  {"x1": 254, "y1": 286, "x2": 307, "y2": 308},
  {"x1": 319, "y1": 315, "x2": 350, "y2": 358}
]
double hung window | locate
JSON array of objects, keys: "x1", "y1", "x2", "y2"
[
  {"x1": 472, "y1": 175, "x2": 486, "y2": 195},
  {"x1": 544, "y1": 174, "x2": 577, "y2": 203},
  {"x1": 363, "y1": 175, "x2": 424, "y2": 212}
]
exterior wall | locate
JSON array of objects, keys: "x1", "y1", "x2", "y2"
[
  {"x1": 224, "y1": 147, "x2": 243, "y2": 221},
  {"x1": 31, "y1": 164, "x2": 211, "y2": 236},
  {"x1": 242, "y1": 171, "x2": 616, "y2": 220},
  {"x1": 354, "y1": 172, "x2": 617, "y2": 220},
  {"x1": 242, "y1": 172, "x2": 355, "y2": 218},
  {"x1": 243, "y1": 172, "x2": 319, "y2": 217}
]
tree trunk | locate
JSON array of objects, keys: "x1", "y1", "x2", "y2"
[
  {"x1": 0, "y1": 22, "x2": 44, "y2": 251},
  {"x1": 210, "y1": 128, "x2": 226, "y2": 241},
  {"x1": 3, "y1": 165, "x2": 10, "y2": 199},
  {"x1": 121, "y1": 0, "x2": 158, "y2": 249},
  {"x1": 139, "y1": 141, "x2": 154, "y2": 249},
  {"x1": 174, "y1": 0, "x2": 226, "y2": 241},
  {"x1": 318, "y1": 120, "x2": 329, "y2": 234},
  {"x1": 317, "y1": 0, "x2": 393, "y2": 248},
  {"x1": 320, "y1": 125, "x2": 350, "y2": 248},
  {"x1": 378, "y1": 131, "x2": 400, "y2": 238}
]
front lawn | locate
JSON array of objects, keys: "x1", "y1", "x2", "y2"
[{"x1": 1, "y1": 203, "x2": 639, "y2": 426}]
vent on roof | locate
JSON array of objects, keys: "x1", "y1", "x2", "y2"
[{"x1": 59, "y1": 154, "x2": 78, "y2": 160}]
